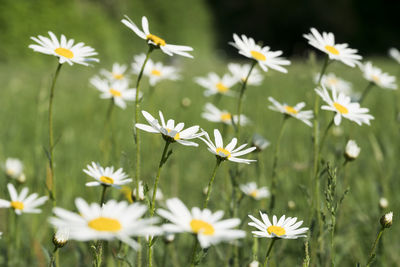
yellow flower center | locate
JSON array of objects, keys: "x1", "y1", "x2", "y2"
[
  {"x1": 216, "y1": 82, "x2": 229, "y2": 93},
  {"x1": 284, "y1": 105, "x2": 298, "y2": 115},
  {"x1": 146, "y1": 34, "x2": 166, "y2": 46},
  {"x1": 372, "y1": 75, "x2": 380, "y2": 83},
  {"x1": 216, "y1": 147, "x2": 231, "y2": 158},
  {"x1": 113, "y1": 73, "x2": 124, "y2": 80},
  {"x1": 190, "y1": 219, "x2": 215, "y2": 235},
  {"x1": 166, "y1": 129, "x2": 180, "y2": 140},
  {"x1": 267, "y1": 225, "x2": 286, "y2": 236},
  {"x1": 250, "y1": 190, "x2": 258, "y2": 198},
  {"x1": 54, "y1": 47, "x2": 74, "y2": 59},
  {"x1": 11, "y1": 201, "x2": 24, "y2": 210},
  {"x1": 151, "y1": 69, "x2": 162, "y2": 76},
  {"x1": 120, "y1": 186, "x2": 133, "y2": 203},
  {"x1": 324, "y1": 45, "x2": 340, "y2": 55},
  {"x1": 109, "y1": 89, "x2": 122, "y2": 97},
  {"x1": 327, "y1": 78, "x2": 338, "y2": 85},
  {"x1": 100, "y1": 176, "x2": 114, "y2": 184},
  {"x1": 220, "y1": 112, "x2": 232, "y2": 122},
  {"x1": 88, "y1": 217, "x2": 122, "y2": 232},
  {"x1": 6, "y1": 169, "x2": 15, "y2": 176},
  {"x1": 333, "y1": 102, "x2": 349, "y2": 114},
  {"x1": 250, "y1": 50, "x2": 266, "y2": 61}
]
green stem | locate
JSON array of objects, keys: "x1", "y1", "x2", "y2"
[
  {"x1": 359, "y1": 82, "x2": 374, "y2": 104},
  {"x1": 330, "y1": 216, "x2": 336, "y2": 267},
  {"x1": 366, "y1": 228, "x2": 385, "y2": 267},
  {"x1": 102, "y1": 99, "x2": 115, "y2": 164},
  {"x1": 318, "y1": 117, "x2": 334, "y2": 155},
  {"x1": 263, "y1": 239, "x2": 277, "y2": 267},
  {"x1": 203, "y1": 158, "x2": 222, "y2": 208},
  {"x1": 252, "y1": 236, "x2": 259, "y2": 262},
  {"x1": 49, "y1": 247, "x2": 58, "y2": 267},
  {"x1": 100, "y1": 185, "x2": 108, "y2": 205},
  {"x1": 189, "y1": 236, "x2": 200, "y2": 267}
]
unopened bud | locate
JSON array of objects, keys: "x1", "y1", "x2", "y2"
[
  {"x1": 379, "y1": 198, "x2": 388, "y2": 209},
  {"x1": 288, "y1": 200, "x2": 296, "y2": 210},
  {"x1": 181, "y1": 97, "x2": 191, "y2": 108},
  {"x1": 380, "y1": 212, "x2": 393, "y2": 228},
  {"x1": 164, "y1": 233, "x2": 175, "y2": 244},
  {"x1": 53, "y1": 227, "x2": 69, "y2": 248},
  {"x1": 344, "y1": 140, "x2": 360, "y2": 161},
  {"x1": 249, "y1": 260, "x2": 260, "y2": 267}
]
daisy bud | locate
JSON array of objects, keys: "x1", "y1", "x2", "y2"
[
  {"x1": 181, "y1": 97, "x2": 191, "y2": 108},
  {"x1": 163, "y1": 233, "x2": 175, "y2": 244},
  {"x1": 344, "y1": 140, "x2": 360, "y2": 161},
  {"x1": 288, "y1": 200, "x2": 296, "y2": 210},
  {"x1": 252, "y1": 134, "x2": 270, "y2": 152},
  {"x1": 53, "y1": 227, "x2": 69, "y2": 248},
  {"x1": 249, "y1": 260, "x2": 260, "y2": 267},
  {"x1": 380, "y1": 212, "x2": 393, "y2": 228},
  {"x1": 331, "y1": 126, "x2": 343, "y2": 137},
  {"x1": 16, "y1": 173, "x2": 26, "y2": 184},
  {"x1": 379, "y1": 198, "x2": 389, "y2": 209}
]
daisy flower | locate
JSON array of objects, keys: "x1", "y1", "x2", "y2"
[
  {"x1": 202, "y1": 103, "x2": 249, "y2": 126},
  {"x1": 90, "y1": 76, "x2": 141, "y2": 109},
  {"x1": 157, "y1": 198, "x2": 245, "y2": 248},
  {"x1": 240, "y1": 182, "x2": 270, "y2": 200},
  {"x1": 83, "y1": 162, "x2": 132, "y2": 188},
  {"x1": 268, "y1": 97, "x2": 313, "y2": 126},
  {"x1": 0, "y1": 183, "x2": 48, "y2": 215},
  {"x1": 360, "y1": 62, "x2": 397, "y2": 90},
  {"x1": 388, "y1": 48, "x2": 400, "y2": 64},
  {"x1": 315, "y1": 73, "x2": 352, "y2": 95},
  {"x1": 303, "y1": 28, "x2": 362, "y2": 67},
  {"x1": 315, "y1": 86, "x2": 374, "y2": 126},
  {"x1": 344, "y1": 140, "x2": 360, "y2": 160},
  {"x1": 121, "y1": 16, "x2": 193, "y2": 58},
  {"x1": 49, "y1": 198, "x2": 161, "y2": 249},
  {"x1": 53, "y1": 226, "x2": 70, "y2": 248},
  {"x1": 4, "y1": 158, "x2": 24, "y2": 180},
  {"x1": 228, "y1": 63, "x2": 264, "y2": 86},
  {"x1": 130, "y1": 181, "x2": 163, "y2": 201},
  {"x1": 199, "y1": 129, "x2": 256, "y2": 164},
  {"x1": 100, "y1": 63, "x2": 129, "y2": 81},
  {"x1": 195, "y1": 73, "x2": 237, "y2": 97},
  {"x1": 251, "y1": 134, "x2": 270, "y2": 152},
  {"x1": 29, "y1": 31, "x2": 99, "y2": 66},
  {"x1": 248, "y1": 211, "x2": 308, "y2": 239},
  {"x1": 135, "y1": 110, "x2": 203, "y2": 146},
  {"x1": 229, "y1": 34, "x2": 291, "y2": 73}
]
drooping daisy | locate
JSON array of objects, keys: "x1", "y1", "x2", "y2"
[
  {"x1": 251, "y1": 134, "x2": 270, "y2": 152},
  {"x1": 229, "y1": 34, "x2": 291, "y2": 73},
  {"x1": 315, "y1": 86, "x2": 374, "y2": 126},
  {"x1": 360, "y1": 62, "x2": 397, "y2": 90},
  {"x1": 157, "y1": 198, "x2": 245, "y2": 248},
  {"x1": 4, "y1": 158, "x2": 24, "y2": 180},
  {"x1": 29, "y1": 31, "x2": 99, "y2": 66},
  {"x1": 388, "y1": 48, "x2": 400, "y2": 64},
  {"x1": 100, "y1": 63, "x2": 129, "y2": 81},
  {"x1": 83, "y1": 162, "x2": 132, "y2": 188},
  {"x1": 268, "y1": 97, "x2": 313, "y2": 126},
  {"x1": 228, "y1": 63, "x2": 264, "y2": 86},
  {"x1": 303, "y1": 28, "x2": 362, "y2": 67},
  {"x1": 248, "y1": 211, "x2": 308, "y2": 239},
  {"x1": 0, "y1": 183, "x2": 48, "y2": 215},
  {"x1": 315, "y1": 72, "x2": 353, "y2": 95},
  {"x1": 90, "y1": 76, "x2": 141, "y2": 109},
  {"x1": 202, "y1": 103, "x2": 249, "y2": 126},
  {"x1": 121, "y1": 16, "x2": 193, "y2": 58},
  {"x1": 240, "y1": 182, "x2": 270, "y2": 200},
  {"x1": 135, "y1": 110, "x2": 203, "y2": 146},
  {"x1": 195, "y1": 73, "x2": 237, "y2": 97},
  {"x1": 49, "y1": 198, "x2": 161, "y2": 249},
  {"x1": 199, "y1": 129, "x2": 256, "y2": 164}
]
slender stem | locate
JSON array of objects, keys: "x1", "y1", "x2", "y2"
[
  {"x1": 263, "y1": 239, "x2": 277, "y2": 267},
  {"x1": 318, "y1": 117, "x2": 334, "y2": 154},
  {"x1": 359, "y1": 82, "x2": 374, "y2": 104},
  {"x1": 48, "y1": 62, "x2": 63, "y2": 205},
  {"x1": 100, "y1": 185, "x2": 108, "y2": 206},
  {"x1": 330, "y1": 216, "x2": 336, "y2": 267},
  {"x1": 189, "y1": 236, "x2": 200, "y2": 267},
  {"x1": 252, "y1": 236, "x2": 259, "y2": 262},
  {"x1": 203, "y1": 158, "x2": 222, "y2": 208},
  {"x1": 366, "y1": 227, "x2": 385, "y2": 267},
  {"x1": 49, "y1": 247, "x2": 58, "y2": 267},
  {"x1": 102, "y1": 99, "x2": 115, "y2": 164}
]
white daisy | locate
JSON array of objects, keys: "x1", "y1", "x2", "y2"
[
  {"x1": 49, "y1": 198, "x2": 161, "y2": 249},
  {"x1": 315, "y1": 72, "x2": 353, "y2": 95},
  {"x1": 135, "y1": 110, "x2": 203, "y2": 146},
  {"x1": 195, "y1": 73, "x2": 237, "y2": 97},
  {"x1": 100, "y1": 63, "x2": 129, "y2": 81},
  {"x1": 90, "y1": 76, "x2": 141, "y2": 109},
  {"x1": 360, "y1": 62, "x2": 397, "y2": 90},
  {"x1": 199, "y1": 129, "x2": 256, "y2": 164},
  {"x1": 389, "y1": 48, "x2": 400, "y2": 64},
  {"x1": 29, "y1": 31, "x2": 99, "y2": 66},
  {"x1": 4, "y1": 158, "x2": 24, "y2": 180},
  {"x1": 157, "y1": 198, "x2": 245, "y2": 248},
  {"x1": 131, "y1": 181, "x2": 163, "y2": 201},
  {"x1": 229, "y1": 34, "x2": 291, "y2": 73},
  {"x1": 248, "y1": 211, "x2": 308, "y2": 239},
  {"x1": 344, "y1": 140, "x2": 360, "y2": 160},
  {"x1": 240, "y1": 182, "x2": 270, "y2": 200},
  {"x1": 0, "y1": 183, "x2": 48, "y2": 215},
  {"x1": 303, "y1": 28, "x2": 362, "y2": 67},
  {"x1": 268, "y1": 97, "x2": 313, "y2": 126},
  {"x1": 83, "y1": 162, "x2": 132, "y2": 188},
  {"x1": 202, "y1": 103, "x2": 249, "y2": 126},
  {"x1": 228, "y1": 63, "x2": 264, "y2": 86},
  {"x1": 251, "y1": 134, "x2": 270, "y2": 152},
  {"x1": 53, "y1": 226, "x2": 70, "y2": 247},
  {"x1": 315, "y1": 86, "x2": 374, "y2": 126},
  {"x1": 121, "y1": 16, "x2": 193, "y2": 58}
]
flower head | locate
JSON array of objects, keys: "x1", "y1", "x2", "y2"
[
  {"x1": 83, "y1": 162, "x2": 132, "y2": 188},
  {"x1": 344, "y1": 140, "x2": 360, "y2": 161},
  {"x1": 315, "y1": 86, "x2": 374, "y2": 126},
  {"x1": 240, "y1": 182, "x2": 270, "y2": 200},
  {"x1": 0, "y1": 183, "x2": 48, "y2": 215},
  {"x1": 316, "y1": 73, "x2": 353, "y2": 95},
  {"x1": 248, "y1": 211, "x2": 308, "y2": 239},
  {"x1": 230, "y1": 34, "x2": 290, "y2": 73},
  {"x1": 130, "y1": 181, "x2": 163, "y2": 202},
  {"x1": 195, "y1": 73, "x2": 237, "y2": 97},
  {"x1": 157, "y1": 198, "x2": 245, "y2": 248},
  {"x1": 380, "y1": 212, "x2": 393, "y2": 228},
  {"x1": 360, "y1": 62, "x2": 397, "y2": 90},
  {"x1": 379, "y1": 198, "x2": 389, "y2": 209},
  {"x1": 100, "y1": 63, "x2": 129, "y2": 82},
  {"x1": 29, "y1": 31, "x2": 99, "y2": 66},
  {"x1": 388, "y1": 48, "x2": 400, "y2": 64},
  {"x1": 228, "y1": 63, "x2": 264, "y2": 86},
  {"x1": 268, "y1": 97, "x2": 313, "y2": 126},
  {"x1": 4, "y1": 158, "x2": 24, "y2": 180},
  {"x1": 202, "y1": 103, "x2": 249, "y2": 126},
  {"x1": 251, "y1": 134, "x2": 270, "y2": 152},
  {"x1": 122, "y1": 16, "x2": 193, "y2": 58},
  {"x1": 303, "y1": 28, "x2": 362, "y2": 67},
  {"x1": 53, "y1": 227, "x2": 70, "y2": 248}
]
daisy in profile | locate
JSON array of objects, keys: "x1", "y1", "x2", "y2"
[
  {"x1": 251, "y1": 134, "x2": 270, "y2": 152},
  {"x1": 228, "y1": 63, "x2": 264, "y2": 86},
  {"x1": 100, "y1": 63, "x2": 129, "y2": 81},
  {"x1": 29, "y1": 31, "x2": 99, "y2": 66},
  {"x1": 315, "y1": 86, "x2": 374, "y2": 126},
  {"x1": 303, "y1": 28, "x2": 362, "y2": 67},
  {"x1": 248, "y1": 211, "x2": 308, "y2": 239},
  {"x1": 0, "y1": 183, "x2": 48, "y2": 215},
  {"x1": 49, "y1": 198, "x2": 161, "y2": 249},
  {"x1": 240, "y1": 182, "x2": 270, "y2": 200},
  {"x1": 268, "y1": 97, "x2": 313, "y2": 126},
  {"x1": 90, "y1": 76, "x2": 140, "y2": 109},
  {"x1": 157, "y1": 198, "x2": 245, "y2": 248},
  {"x1": 121, "y1": 16, "x2": 193, "y2": 58},
  {"x1": 135, "y1": 110, "x2": 203, "y2": 146},
  {"x1": 388, "y1": 48, "x2": 400, "y2": 64},
  {"x1": 127, "y1": 181, "x2": 163, "y2": 202},
  {"x1": 315, "y1": 73, "x2": 352, "y2": 95},
  {"x1": 202, "y1": 103, "x2": 249, "y2": 126},
  {"x1": 83, "y1": 162, "x2": 132, "y2": 188},
  {"x1": 199, "y1": 129, "x2": 256, "y2": 164},
  {"x1": 4, "y1": 158, "x2": 24, "y2": 180},
  {"x1": 360, "y1": 62, "x2": 397, "y2": 90},
  {"x1": 230, "y1": 34, "x2": 291, "y2": 73},
  {"x1": 195, "y1": 73, "x2": 237, "y2": 97}
]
